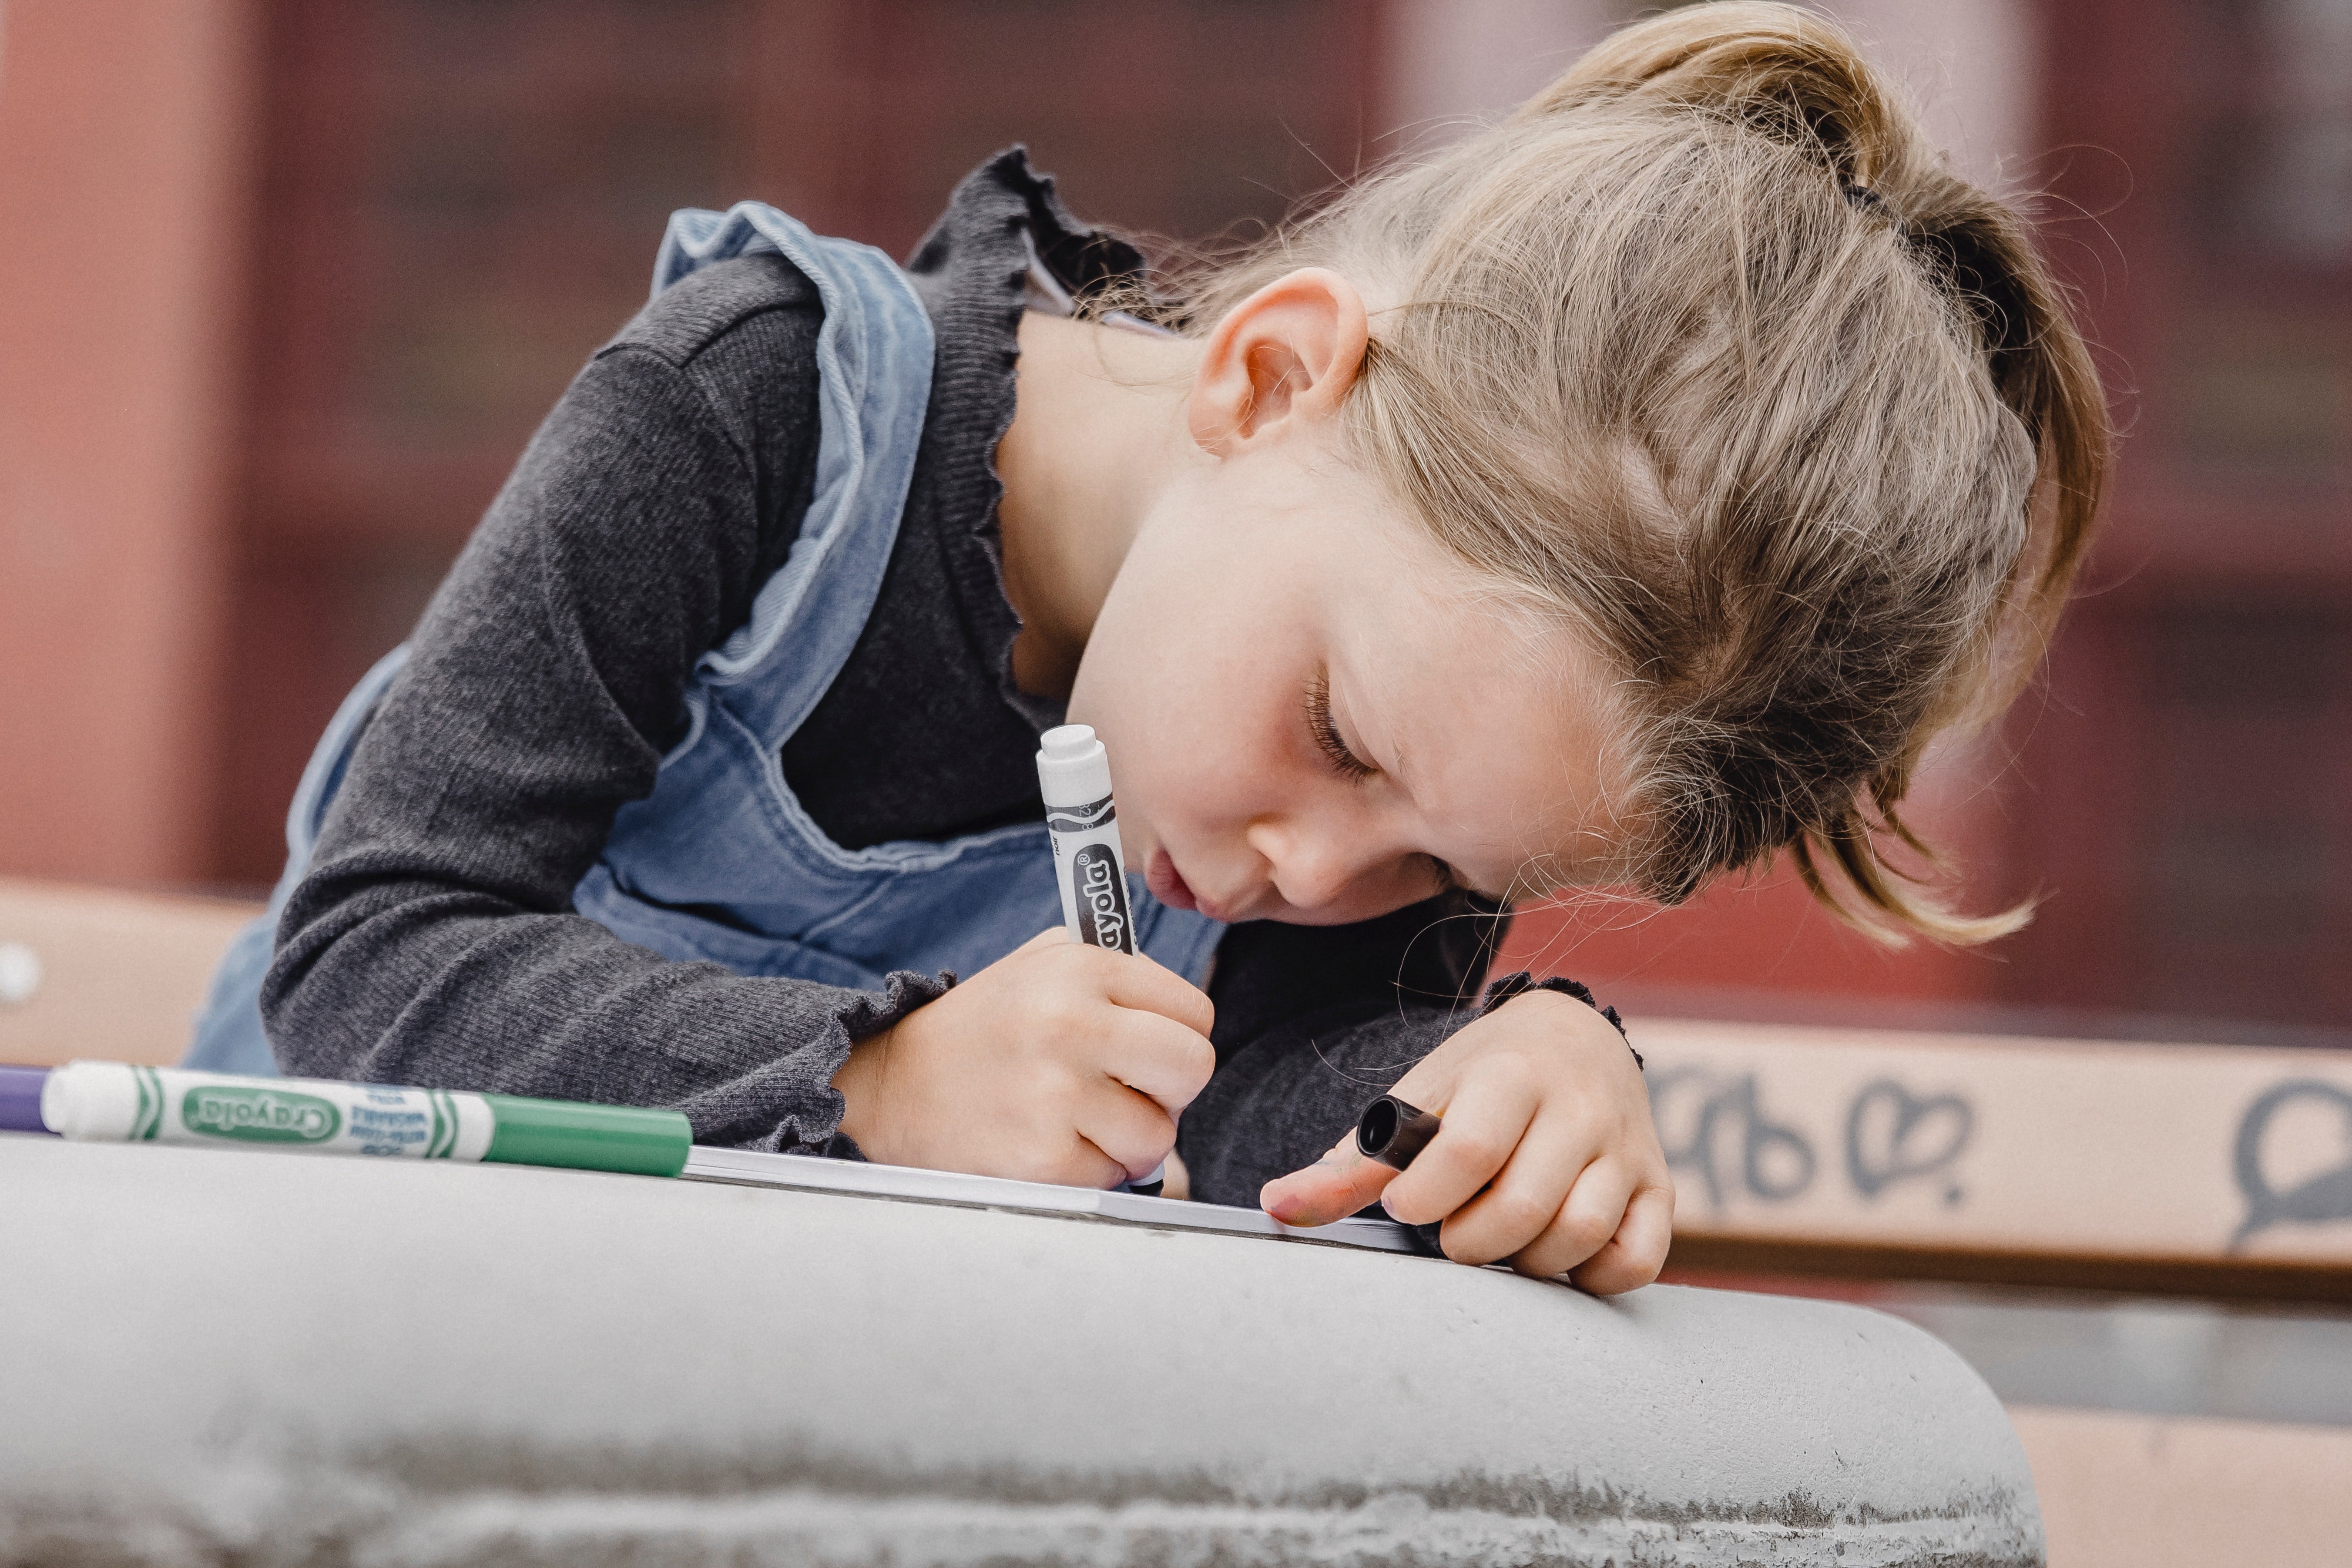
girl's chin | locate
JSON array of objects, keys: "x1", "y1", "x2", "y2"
[{"x1": 1145, "y1": 849, "x2": 1200, "y2": 913}]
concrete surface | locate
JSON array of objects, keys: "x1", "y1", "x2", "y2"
[{"x1": 0, "y1": 1135, "x2": 2041, "y2": 1566}]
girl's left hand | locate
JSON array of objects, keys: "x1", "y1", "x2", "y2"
[{"x1": 1258, "y1": 990, "x2": 1674, "y2": 1294}]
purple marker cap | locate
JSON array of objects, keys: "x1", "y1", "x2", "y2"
[{"x1": 0, "y1": 1065, "x2": 54, "y2": 1135}]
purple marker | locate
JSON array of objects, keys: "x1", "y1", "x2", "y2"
[{"x1": 0, "y1": 1065, "x2": 55, "y2": 1135}]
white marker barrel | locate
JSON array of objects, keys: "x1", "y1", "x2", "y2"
[
  {"x1": 1037, "y1": 724, "x2": 1136, "y2": 956},
  {"x1": 1036, "y1": 725, "x2": 1161, "y2": 1195}
]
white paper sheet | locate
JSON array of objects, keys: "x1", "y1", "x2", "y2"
[{"x1": 681, "y1": 1145, "x2": 1420, "y2": 1253}]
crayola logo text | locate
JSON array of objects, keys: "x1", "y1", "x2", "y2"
[
  {"x1": 1071, "y1": 844, "x2": 1132, "y2": 953},
  {"x1": 182, "y1": 1086, "x2": 342, "y2": 1144}
]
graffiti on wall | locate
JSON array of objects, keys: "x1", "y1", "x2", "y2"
[
  {"x1": 2232, "y1": 1079, "x2": 2352, "y2": 1249},
  {"x1": 1651, "y1": 1068, "x2": 1975, "y2": 1212},
  {"x1": 1654, "y1": 1055, "x2": 2352, "y2": 1257}
]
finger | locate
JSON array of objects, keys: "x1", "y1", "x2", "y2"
[
  {"x1": 1569, "y1": 1181, "x2": 1677, "y2": 1296},
  {"x1": 1433, "y1": 1119, "x2": 1604, "y2": 1267},
  {"x1": 1505, "y1": 1158, "x2": 1636, "y2": 1279},
  {"x1": 1379, "y1": 1069, "x2": 1541, "y2": 1227},
  {"x1": 1017, "y1": 927, "x2": 1072, "y2": 951},
  {"x1": 1260, "y1": 1128, "x2": 1399, "y2": 1228},
  {"x1": 1042, "y1": 1135, "x2": 1130, "y2": 1191},
  {"x1": 1073, "y1": 1078, "x2": 1178, "y2": 1184},
  {"x1": 1096, "y1": 950, "x2": 1216, "y2": 1037},
  {"x1": 1094, "y1": 1008, "x2": 1217, "y2": 1113}
]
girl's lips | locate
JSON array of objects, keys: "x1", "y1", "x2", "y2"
[{"x1": 1147, "y1": 849, "x2": 1200, "y2": 912}]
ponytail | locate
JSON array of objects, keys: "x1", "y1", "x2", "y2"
[{"x1": 1544, "y1": 3, "x2": 2113, "y2": 943}]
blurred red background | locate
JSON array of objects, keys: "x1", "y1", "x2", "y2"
[{"x1": 1, "y1": 0, "x2": 2344, "y2": 1040}]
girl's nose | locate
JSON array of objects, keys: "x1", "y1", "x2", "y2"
[{"x1": 1244, "y1": 813, "x2": 1390, "y2": 915}]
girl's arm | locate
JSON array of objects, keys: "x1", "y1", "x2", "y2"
[{"x1": 261, "y1": 258, "x2": 931, "y2": 1151}]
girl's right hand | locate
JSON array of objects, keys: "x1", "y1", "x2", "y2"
[{"x1": 829, "y1": 928, "x2": 1217, "y2": 1187}]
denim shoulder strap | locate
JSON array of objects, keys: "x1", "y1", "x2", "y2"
[{"x1": 653, "y1": 204, "x2": 933, "y2": 738}]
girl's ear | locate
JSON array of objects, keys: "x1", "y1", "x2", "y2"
[{"x1": 1186, "y1": 268, "x2": 1370, "y2": 456}]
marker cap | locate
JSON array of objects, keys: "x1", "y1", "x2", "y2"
[
  {"x1": 481, "y1": 1094, "x2": 691, "y2": 1178},
  {"x1": 1036, "y1": 724, "x2": 1113, "y2": 809},
  {"x1": 1358, "y1": 1094, "x2": 1442, "y2": 1171},
  {"x1": 0, "y1": 1065, "x2": 52, "y2": 1135}
]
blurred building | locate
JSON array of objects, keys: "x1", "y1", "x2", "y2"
[
  {"x1": 2015, "y1": 0, "x2": 2351, "y2": 1033},
  {"x1": 0, "y1": 0, "x2": 2344, "y2": 1037},
  {"x1": 219, "y1": 0, "x2": 1380, "y2": 883}
]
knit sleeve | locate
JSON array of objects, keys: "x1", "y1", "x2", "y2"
[{"x1": 261, "y1": 269, "x2": 936, "y2": 1151}]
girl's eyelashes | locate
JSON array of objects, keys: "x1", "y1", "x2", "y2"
[{"x1": 1305, "y1": 669, "x2": 1376, "y2": 782}]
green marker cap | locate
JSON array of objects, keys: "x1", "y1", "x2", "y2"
[{"x1": 481, "y1": 1095, "x2": 691, "y2": 1178}]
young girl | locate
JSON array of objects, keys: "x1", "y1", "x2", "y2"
[{"x1": 190, "y1": 3, "x2": 2106, "y2": 1296}]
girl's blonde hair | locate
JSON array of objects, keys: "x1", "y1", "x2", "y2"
[{"x1": 1163, "y1": 2, "x2": 2111, "y2": 942}]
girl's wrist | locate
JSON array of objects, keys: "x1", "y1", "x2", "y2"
[
  {"x1": 1477, "y1": 971, "x2": 1639, "y2": 1069},
  {"x1": 830, "y1": 1026, "x2": 896, "y2": 1157}
]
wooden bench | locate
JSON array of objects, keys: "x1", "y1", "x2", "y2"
[{"x1": 1635, "y1": 1017, "x2": 2352, "y2": 1304}]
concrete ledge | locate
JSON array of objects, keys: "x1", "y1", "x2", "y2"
[{"x1": 0, "y1": 1136, "x2": 2040, "y2": 1566}]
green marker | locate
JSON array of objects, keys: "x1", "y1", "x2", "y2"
[{"x1": 37, "y1": 1061, "x2": 689, "y2": 1179}]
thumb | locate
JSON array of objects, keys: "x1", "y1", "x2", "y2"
[{"x1": 1261, "y1": 1128, "x2": 1398, "y2": 1229}]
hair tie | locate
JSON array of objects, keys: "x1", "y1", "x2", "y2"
[{"x1": 1842, "y1": 181, "x2": 1892, "y2": 222}]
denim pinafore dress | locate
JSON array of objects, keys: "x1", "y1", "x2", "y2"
[{"x1": 188, "y1": 204, "x2": 1223, "y2": 1077}]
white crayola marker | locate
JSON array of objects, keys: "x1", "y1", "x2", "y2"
[
  {"x1": 1035, "y1": 724, "x2": 1163, "y2": 1196},
  {"x1": 1038, "y1": 725, "x2": 1135, "y2": 955}
]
